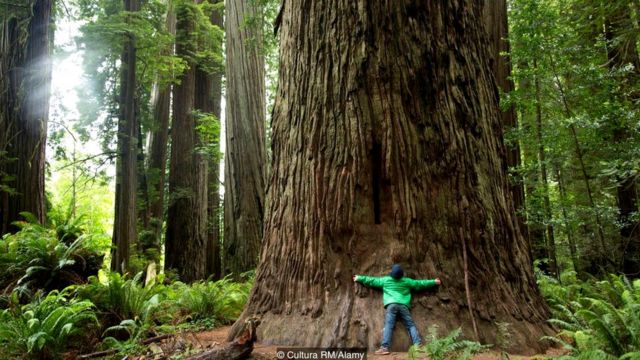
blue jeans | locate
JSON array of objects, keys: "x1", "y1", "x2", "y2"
[{"x1": 381, "y1": 303, "x2": 422, "y2": 349}]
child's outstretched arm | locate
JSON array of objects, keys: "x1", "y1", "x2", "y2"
[
  {"x1": 406, "y1": 277, "x2": 442, "y2": 291},
  {"x1": 353, "y1": 274, "x2": 385, "y2": 289}
]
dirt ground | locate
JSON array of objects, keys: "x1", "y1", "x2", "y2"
[{"x1": 188, "y1": 326, "x2": 565, "y2": 360}]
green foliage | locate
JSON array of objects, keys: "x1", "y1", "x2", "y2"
[
  {"x1": 539, "y1": 273, "x2": 640, "y2": 359},
  {"x1": 194, "y1": 109, "x2": 222, "y2": 160},
  {"x1": 174, "y1": 0, "x2": 224, "y2": 74},
  {"x1": 0, "y1": 289, "x2": 98, "y2": 359},
  {"x1": 0, "y1": 216, "x2": 104, "y2": 300},
  {"x1": 508, "y1": 0, "x2": 640, "y2": 275},
  {"x1": 77, "y1": 272, "x2": 164, "y2": 325},
  {"x1": 169, "y1": 275, "x2": 252, "y2": 327},
  {"x1": 75, "y1": 0, "x2": 188, "y2": 152},
  {"x1": 408, "y1": 325, "x2": 490, "y2": 360},
  {"x1": 77, "y1": 270, "x2": 253, "y2": 336},
  {"x1": 47, "y1": 157, "x2": 114, "y2": 251}
]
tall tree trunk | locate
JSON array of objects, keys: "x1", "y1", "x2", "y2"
[
  {"x1": 165, "y1": 0, "x2": 208, "y2": 282},
  {"x1": 533, "y1": 60, "x2": 558, "y2": 277},
  {"x1": 550, "y1": 62, "x2": 610, "y2": 272},
  {"x1": 482, "y1": 0, "x2": 526, "y2": 238},
  {"x1": 604, "y1": 2, "x2": 640, "y2": 277},
  {"x1": 554, "y1": 164, "x2": 579, "y2": 274},
  {"x1": 230, "y1": 1, "x2": 550, "y2": 353},
  {"x1": 144, "y1": 4, "x2": 176, "y2": 263},
  {"x1": 223, "y1": 0, "x2": 266, "y2": 276},
  {"x1": 524, "y1": 176, "x2": 548, "y2": 267},
  {"x1": 205, "y1": 3, "x2": 224, "y2": 280},
  {"x1": 0, "y1": 0, "x2": 53, "y2": 235},
  {"x1": 111, "y1": 0, "x2": 140, "y2": 273},
  {"x1": 517, "y1": 69, "x2": 547, "y2": 269}
]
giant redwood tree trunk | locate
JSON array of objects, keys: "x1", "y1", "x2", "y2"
[
  {"x1": 165, "y1": 0, "x2": 208, "y2": 282},
  {"x1": 223, "y1": 0, "x2": 267, "y2": 276},
  {"x1": 0, "y1": 0, "x2": 52, "y2": 235},
  {"x1": 230, "y1": 1, "x2": 551, "y2": 353},
  {"x1": 111, "y1": 0, "x2": 140, "y2": 273}
]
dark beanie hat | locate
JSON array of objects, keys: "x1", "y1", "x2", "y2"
[{"x1": 390, "y1": 264, "x2": 404, "y2": 279}]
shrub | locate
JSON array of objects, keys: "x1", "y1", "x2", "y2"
[
  {"x1": 0, "y1": 289, "x2": 98, "y2": 359},
  {"x1": 77, "y1": 272, "x2": 165, "y2": 326},
  {"x1": 169, "y1": 275, "x2": 252, "y2": 327},
  {"x1": 408, "y1": 325, "x2": 490, "y2": 360},
  {"x1": 0, "y1": 215, "x2": 104, "y2": 300},
  {"x1": 540, "y1": 273, "x2": 640, "y2": 359}
]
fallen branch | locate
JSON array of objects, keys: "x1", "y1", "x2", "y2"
[
  {"x1": 78, "y1": 334, "x2": 174, "y2": 359},
  {"x1": 186, "y1": 319, "x2": 259, "y2": 360}
]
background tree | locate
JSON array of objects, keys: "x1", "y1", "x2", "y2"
[
  {"x1": 111, "y1": 0, "x2": 140, "y2": 273},
  {"x1": 203, "y1": 1, "x2": 224, "y2": 279},
  {"x1": 143, "y1": 4, "x2": 176, "y2": 265},
  {"x1": 165, "y1": 0, "x2": 221, "y2": 282},
  {"x1": 230, "y1": 0, "x2": 551, "y2": 352},
  {"x1": 509, "y1": 0, "x2": 639, "y2": 277},
  {"x1": 223, "y1": 0, "x2": 267, "y2": 276},
  {"x1": 602, "y1": 1, "x2": 640, "y2": 277},
  {"x1": 0, "y1": 0, "x2": 53, "y2": 235}
]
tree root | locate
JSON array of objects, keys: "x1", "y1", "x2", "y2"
[{"x1": 186, "y1": 319, "x2": 259, "y2": 360}]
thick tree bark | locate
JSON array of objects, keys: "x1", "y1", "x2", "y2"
[
  {"x1": 165, "y1": 0, "x2": 208, "y2": 282},
  {"x1": 144, "y1": 5, "x2": 176, "y2": 262},
  {"x1": 482, "y1": 0, "x2": 526, "y2": 238},
  {"x1": 603, "y1": 3, "x2": 640, "y2": 277},
  {"x1": 0, "y1": 0, "x2": 52, "y2": 235},
  {"x1": 223, "y1": 0, "x2": 267, "y2": 276},
  {"x1": 111, "y1": 0, "x2": 140, "y2": 273},
  {"x1": 230, "y1": 1, "x2": 550, "y2": 354},
  {"x1": 204, "y1": 4, "x2": 223, "y2": 280}
]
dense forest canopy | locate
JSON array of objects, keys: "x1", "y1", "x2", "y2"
[{"x1": 0, "y1": 0, "x2": 639, "y2": 358}]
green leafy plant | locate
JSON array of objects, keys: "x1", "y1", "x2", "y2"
[
  {"x1": 169, "y1": 274, "x2": 252, "y2": 328},
  {"x1": 0, "y1": 216, "x2": 104, "y2": 300},
  {"x1": 0, "y1": 289, "x2": 98, "y2": 359},
  {"x1": 540, "y1": 273, "x2": 640, "y2": 359},
  {"x1": 77, "y1": 272, "x2": 164, "y2": 326},
  {"x1": 408, "y1": 325, "x2": 490, "y2": 360}
]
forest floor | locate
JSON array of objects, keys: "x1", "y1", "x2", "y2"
[{"x1": 149, "y1": 325, "x2": 566, "y2": 360}]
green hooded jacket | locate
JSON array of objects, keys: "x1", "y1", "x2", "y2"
[{"x1": 355, "y1": 275, "x2": 437, "y2": 307}]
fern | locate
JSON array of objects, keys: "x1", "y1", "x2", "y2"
[
  {"x1": 0, "y1": 290, "x2": 98, "y2": 359},
  {"x1": 0, "y1": 219, "x2": 103, "y2": 300},
  {"x1": 77, "y1": 272, "x2": 164, "y2": 325},
  {"x1": 539, "y1": 273, "x2": 640, "y2": 360},
  {"x1": 408, "y1": 325, "x2": 490, "y2": 360},
  {"x1": 168, "y1": 274, "x2": 252, "y2": 327}
]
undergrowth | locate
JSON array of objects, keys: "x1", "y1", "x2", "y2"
[
  {"x1": 0, "y1": 213, "x2": 105, "y2": 300},
  {"x1": 408, "y1": 325, "x2": 490, "y2": 360},
  {"x1": 539, "y1": 272, "x2": 640, "y2": 360},
  {"x1": 0, "y1": 221, "x2": 253, "y2": 358},
  {"x1": 0, "y1": 289, "x2": 99, "y2": 359}
]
